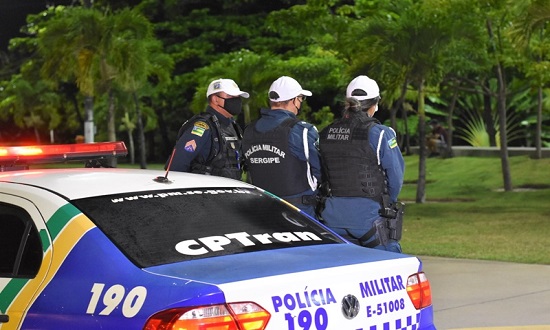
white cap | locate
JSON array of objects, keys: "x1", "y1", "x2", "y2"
[
  {"x1": 206, "y1": 78, "x2": 249, "y2": 98},
  {"x1": 346, "y1": 75, "x2": 380, "y2": 100},
  {"x1": 268, "y1": 76, "x2": 312, "y2": 102}
]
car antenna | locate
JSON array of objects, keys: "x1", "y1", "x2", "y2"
[{"x1": 153, "y1": 147, "x2": 176, "y2": 183}]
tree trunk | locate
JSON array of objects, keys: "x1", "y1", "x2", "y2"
[
  {"x1": 107, "y1": 89, "x2": 117, "y2": 167},
  {"x1": 402, "y1": 109, "x2": 411, "y2": 156},
  {"x1": 444, "y1": 87, "x2": 458, "y2": 158},
  {"x1": 496, "y1": 66, "x2": 512, "y2": 191},
  {"x1": 535, "y1": 86, "x2": 542, "y2": 159},
  {"x1": 482, "y1": 84, "x2": 496, "y2": 147},
  {"x1": 107, "y1": 90, "x2": 116, "y2": 142},
  {"x1": 415, "y1": 80, "x2": 427, "y2": 204},
  {"x1": 133, "y1": 93, "x2": 147, "y2": 169},
  {"x1": 127, "y1": 128, "x2": 135, "y2": 164},
  {"x1": 534, "y1": 28, "x2": 544, "y2": 159},
  {"x1": 84, "y1": 95, "x2": 94, "y2": 143},
  {"x1": 487, "y1": 18, "x2": 512, "y2": 191},
  {"x1": 34, "y1": 127, "x2": 41, "y2": 144}
]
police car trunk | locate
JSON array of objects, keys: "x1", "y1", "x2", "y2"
[{"x1": 65, "y1": 172, "x2": 434, "y2": 329}]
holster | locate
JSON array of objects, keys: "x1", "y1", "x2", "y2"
[
  {"x1": 315, "y1": 182, "x2": 331, "y2": 221},
  {"x1": 346, "y1": 218, "x2": 389, "y2": 248},
  {"x1": 372, "y1": 218, "x2": 389, "y2": 247},
  {"x1": 341, "y1": 194, "x2": 405, "y2": 248},
  {"x1": 387, "y1": 202, "x2": 405, "y2": 240}
]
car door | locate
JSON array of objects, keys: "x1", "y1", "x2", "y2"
[{"x1": 0, "y1": 193, "x2": 52, "y2": 330}]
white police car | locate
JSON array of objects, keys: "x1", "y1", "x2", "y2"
[{"x1": 0, "y1": 142, "x2": 436, "y2": 330}]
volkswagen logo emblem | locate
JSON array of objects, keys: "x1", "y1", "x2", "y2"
[{"x1": 341, "y1": 294, "x2": 360, "y2": 319}]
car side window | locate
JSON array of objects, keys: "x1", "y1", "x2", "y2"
[{"x1": 0, "y1": 204, "x2": 42, "y2": 278}]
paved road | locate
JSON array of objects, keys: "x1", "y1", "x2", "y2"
[{"x1": 419, "y1": 256, "x2": 550, "y2": 330}]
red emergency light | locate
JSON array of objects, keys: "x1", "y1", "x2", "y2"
[{"x1": 0, "y1": 142, "x2": 128, "y2": 165}]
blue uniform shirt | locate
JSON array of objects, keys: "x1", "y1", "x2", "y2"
[
  {"x1": 253, "y1": 108, "x2": 322, "y2": 216},
  {"x1": 370, "y1": 124, "x2": 404, "y2": 202},
  {"x1": 168, "y1": 107, "x2": 234, "y2": 172}
]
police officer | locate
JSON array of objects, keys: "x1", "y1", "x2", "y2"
[
  {"x1": 319, "y1": 75, "x2": 404, "y2": 252},
  {"x1": 166, "y1": 78, "x2": 249, "y2": 180},
  {"x1": 242, "y1": 76, "x2": 321, "y2": 217}
]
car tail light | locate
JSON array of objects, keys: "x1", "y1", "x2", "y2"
[
  {"x1": 144, "y1": 302, "x2": 271, "y2": 330},
  {"x1": 406, "y1": 272, "x2": 432, "y2": 309}
]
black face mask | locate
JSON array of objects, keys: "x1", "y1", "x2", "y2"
[
  {"x1": 293, "y1": 98, "x2": 302, "y2": 114},
  {"x1": 221, "y1": 97, "x2": 243, "y2": 116}
]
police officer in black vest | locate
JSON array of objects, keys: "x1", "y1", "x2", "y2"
[
  {"x1": 166, "y1": 78, "x2": 249, "y2": 180},
  {"x1": 319, "y1": 76, "x2": 405, "y2": 252},
  {"x1": 242, "y1": 76, "x2": 321, "y2": 218}
]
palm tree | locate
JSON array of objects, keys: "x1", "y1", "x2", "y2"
[
  {"x1": 109, "y1": 9, "x2": 174, "y2": 168},
  {"x1": 0, "y1": 73, "x2": 61, "y2": 143},
  {"x1": 481, "y1": 0, "x2": 520, "y2": 192},
  {"x1": 508, "y1": 0, "x2": 550, "y2": 160},
  {"x1": 38, "y1": 7, "x2": 106, "y2": 143},
  {"x1": 37, "y1": 6, "x2": 173, "y2": 168}
]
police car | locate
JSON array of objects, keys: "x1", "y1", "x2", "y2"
[{"x1": 0, "y1": 142, "x2": 436, "y2": 330}]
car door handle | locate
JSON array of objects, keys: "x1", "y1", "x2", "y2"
[{"x1": 0, "y1": 314, "x2": 8, "y2": 323}]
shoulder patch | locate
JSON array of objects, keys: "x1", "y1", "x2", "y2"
[
  {"x1": 388, "y1": 137, "x2": 398, "y2": 149},
  {"x1": 194, "y1": 121, "x2": 209, "y2": 129},
  {"x1": 184, "y1": 140, "x2": 197, "y2": 152},
  {"x1": 191, "y1": 121, "x2": 209, "y2": 137}
]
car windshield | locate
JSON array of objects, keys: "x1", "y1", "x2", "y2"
[{"x1": 72, "y1": 187, "x2": 342, "y2": 268}]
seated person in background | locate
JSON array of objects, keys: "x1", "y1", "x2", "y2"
[{"x1": 427, "y1": 119, "x2": 448, "y2": 157}]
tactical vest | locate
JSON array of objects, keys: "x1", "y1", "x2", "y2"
[
  {"x1": 319, "y1": 115, "x2": 385, "y2": 203},
  {"x1": 178, "y1": 113, "x2": 243, "y2": 180},
  {"x1": 243, "y1": 118, "x2": 310, "y2": 197}
]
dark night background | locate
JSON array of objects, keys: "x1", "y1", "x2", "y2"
[{"x1": 0, "y1": 0, "x2": 72, "y2": 52}]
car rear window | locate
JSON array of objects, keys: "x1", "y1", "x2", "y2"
[{"x1": 72, "y1": 187, "x2": 342, "y2": 267}]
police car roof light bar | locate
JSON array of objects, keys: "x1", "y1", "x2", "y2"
[{"x1": 0, "y1": 141, "x2": 128, "y2": 165}]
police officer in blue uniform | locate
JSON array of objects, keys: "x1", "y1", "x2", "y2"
[
  {"x1": 242, "y1": 76, "x2": 321, "y2": 218},
  {"x1": 166, "y1": 78, "x2": 249, "y2": 180},
  {"x1": 319, "y1": 75, "x2": 405, "y2": 252}
]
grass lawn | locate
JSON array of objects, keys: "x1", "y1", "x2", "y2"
[{"x1": 399, "y1": 155, "x2": 550, "y2": 265}]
